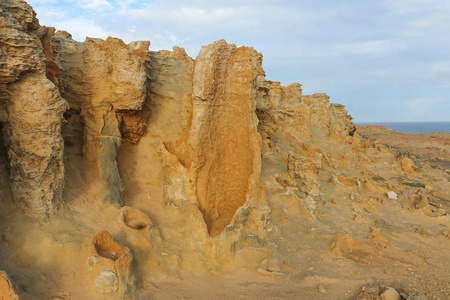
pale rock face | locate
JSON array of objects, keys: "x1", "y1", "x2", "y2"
[
  {"x1": 4, "y1": 2, "x2": 450, "y2": 298},
  {"x1": 0, "y1": 0, "x2": 151, "y2": 215},
  {"x1": 58, "y1": 35, "x2": 151, "y2": 206},
  {"x1": 4, "y1": 74, "x2": 67, "y2": 216}
]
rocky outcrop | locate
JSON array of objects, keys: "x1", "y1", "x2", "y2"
[
  {"x1": 2, "y1": 2, "x2": 450, "y2": 299},
  {"x1": 0, "y1": 0, "x2": 151, "y2": 216},
  {"x1": 0, "y1": 0, "x2": 67, "y2": 217},
  {"x1": 160, "y1": 40, "x2": 269, "y2": 237},
  {"x1": 58, "y1": 36, "x2": 151, "y2": 206},
  {"x1": 87, "y1": 230, "x2": 134, "y2": 295}
]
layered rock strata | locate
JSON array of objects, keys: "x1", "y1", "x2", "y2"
[
  {"x1": 1, "y1": 0, "x2": 151, "y2": 216},
  {"x1": 3, "y1": 2, "x2": 450, "y2": 299},
  {"x1": 0, "y1": 0, "x2": 67, "y2": 217}
]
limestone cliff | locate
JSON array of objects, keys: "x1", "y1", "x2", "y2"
[
  {"x1": 0, "y1": 1, "x2": 449, "y2": 299},
  {"x1": 0, "y1": 0, "x2": 67, "y2": 217},
  {"x1": 160, "y1": 40, "x2": 269, "y2": 237}
]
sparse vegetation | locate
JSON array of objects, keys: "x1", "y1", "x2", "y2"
[{"x1": 403, "y1": 182, "x2": 426, "y2": 188}]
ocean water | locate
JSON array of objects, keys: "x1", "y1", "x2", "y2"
[{"x1": 356, "y1": 122, "x2": 450, "y2": 134}]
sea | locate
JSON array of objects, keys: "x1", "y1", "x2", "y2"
[{"x1": 356, "y1": 122, "x2": 450, "y2": 134}]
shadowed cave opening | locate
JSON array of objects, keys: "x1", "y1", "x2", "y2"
[{"x1": 0, "y1": 122, "x2": 12, "y2": 202}]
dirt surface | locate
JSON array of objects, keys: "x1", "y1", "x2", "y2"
[{"x1": 357, "y1": 125, "x2": 450, "y2": 170}]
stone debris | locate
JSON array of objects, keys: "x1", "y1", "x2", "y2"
[{"x1": 381, "y1": 287, "x2": 400, "y2": 300}]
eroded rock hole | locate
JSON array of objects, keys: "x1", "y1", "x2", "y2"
[
  {"x1": 92, "y1": 231, "x2": 126, "y2": 261},
  {"x1": 0, "y1": 123, "x2": 12, "y2": 196},
  {"x1": 120, "y1": 207, "x2": 152, "y2": 231}
]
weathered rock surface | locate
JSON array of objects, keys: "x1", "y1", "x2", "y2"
[
  {"x1": 0, "y1": 270, "x2": 19, "y2": 300},
  {"x1": 0, "y1": 1, "x2": 449, "y2": 299},
  {"x1": 58, "y1": 36, "x2": 151, "y2": 206},
  {"x1": 0, "y1": 0, "x2": 151, "y2": 215},
  {"x1": 0, "y1": 0, "x2": 67, "y2": 217},
  {"x1": 160, "y1": 40, "x2": 269, "y2": 238},
  {"x1": 87, "y1": 230, "x2": 134, "y2": 295}
]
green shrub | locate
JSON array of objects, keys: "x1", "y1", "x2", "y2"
[{"x1": 403, "y1": 182, "x2": 426, "y2": 188}]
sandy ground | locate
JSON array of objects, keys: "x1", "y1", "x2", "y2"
[{"x1": 357, "y1": 125, "x2": 450, "y2": 170}]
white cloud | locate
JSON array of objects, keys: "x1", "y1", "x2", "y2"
[
  {"x1": 333, "y1": 39, "x2": 404, "y2": 56},
  {"x1": 405, "y1": 98, "x2": 443, "y2": 114},
  {"x1": 79, "y1": 0, "x2": 114, "y2": 11},
  {"x1": 384, "y1": 0, "x2": 449, "y2": 15},
  {"x1": 49, "y1": 18, "x2": 111, "y2": 42},
  {"x1": 25, "y1": 0, "x2": 450, "y2": 121}
]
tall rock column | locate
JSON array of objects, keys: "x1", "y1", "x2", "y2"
[
  {"x1": 0, "y1": 0, "x2": 68, "y2": 217},
  {"x1": 5, "y1": 75, "x2": 67, "y2": 216},
  {"x1": 191, "y1": 40, "x2": 266, "y2": 236},
  {"x1": 58, "y1": 36, "x2": 151, "y2": 206},
  {"x1": 161, "y1": 40, "x2": 268, "y2": 237}
]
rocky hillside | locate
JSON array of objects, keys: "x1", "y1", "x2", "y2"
[{"x1": 0, "y1": 1, "x2": 449, "y2": 299}]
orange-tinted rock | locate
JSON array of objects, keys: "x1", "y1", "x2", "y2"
[
  {"x1": 401, "y1": 157, "x2": 417, "y2": 174},
  {"x1": 0, "y1": 271, "x2": 19, "y2": 300},
  {"x1": 331, "y1": 233, "x2": 379, "y2": 263},
  {"x1": 160, "y1": 40, "x2": 268, "y2": 237},
  {"x1": 87, "y1": 230, "x2": 134, "y2": 295},
  {"x1": 58, "y1": 35, "x2": 151, "y2": 205}
]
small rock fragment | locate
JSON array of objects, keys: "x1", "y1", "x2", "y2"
[
  {"x1": 401, "y1": 157, "x2": 417, "y2": 174},
  {"x1": 318, "y1": 284, "x2": 326, "y2": 294},
  {"x1": 387, "y1": 191, "x2": 397, "y2": 200},
  {"x1": 267, "y1": 264, "x2": 281, "y2": 272}
]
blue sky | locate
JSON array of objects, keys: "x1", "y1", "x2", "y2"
[{"x1": 27, "y1": 0, "x2": 450, "y2": 122}]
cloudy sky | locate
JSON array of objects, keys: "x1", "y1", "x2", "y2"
[{"x1": 27, "y1": 0, "x2": 450, "y2": 122}]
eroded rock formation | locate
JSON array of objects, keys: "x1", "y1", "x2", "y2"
[
  {"x1": 1, "y1": 1, "x2": 449, "y2": 299},
  {"x1": 1, "y1": 0, "x2": 151, "y2": 215},
  {"x1": 160, "y1": 40, "x2": 268, "y2": 237},
  {"x1": 57, "y1": 36, "x2": 151, "y2": 206},
  {"x1": 0, "y1": 0, "x2": 67, "y2": 217},
  {"x1": 87, "y1": 230, "x2": 134, "y2": 295}
]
